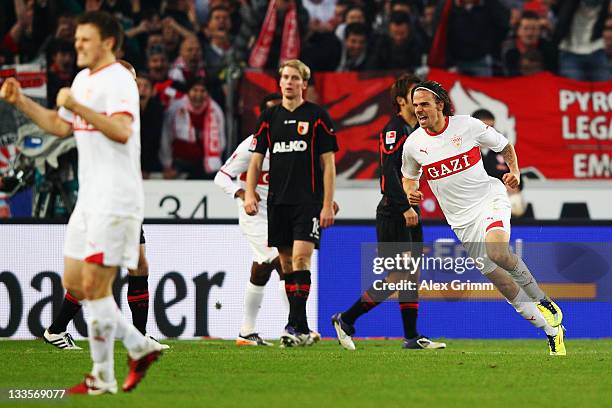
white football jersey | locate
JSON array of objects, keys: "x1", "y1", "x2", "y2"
[
  {"x1": 58, "y1": 62, "x2": 143, "y2": 218},
  {"x1": 217, "y1": 135, "x2": 270, "y2": 203},
  {"x1": 401, "y1": 115, "x2": 509, "y2": 228}
]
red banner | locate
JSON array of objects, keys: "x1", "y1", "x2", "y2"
[
  {"x1": 240, "y1": 70, "x2": 611, "y2": 219},
  {"x1": 427, "y1": 69, "x2": 612, "y2": 180},
  {"x1": 241, "y1": 69, "x2": 612, "y2": 180}
]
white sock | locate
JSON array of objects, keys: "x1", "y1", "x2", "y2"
[
  {"x1": 86, "y1": 296, "x2": 117, "y2": 383},
  {"x1": 114, "y1": 305, "x2": 149, "y2": 359},
  {"x1": 507, "y1": 257, "x2": 546, "y2": 301},
  {"x1": 240, "y1": 282, "x2": 265, "y2": 336},
  {"x1": 509, "y1": 288, "x2": 558, "y2": 336},
  {"x1": 279, "y1": 280, "x2": 289, "y2": 312}
]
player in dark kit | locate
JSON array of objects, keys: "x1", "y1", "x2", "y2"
[
  {"x1": 245, "y1": 59, "x2": 338, "y2": 347},
  {"x1": 332, "y1": 74, "x2": 446, "y2": 350}
]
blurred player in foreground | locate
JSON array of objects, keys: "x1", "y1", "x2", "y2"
[
  {"x1": 332, "y1": 74, "x2": 446, "y2": 350},
  {"x1": 402, "y1": 81, "x2": 565, "y2": 356},
  {"x1": 42, "y1": 59, "x2": 168, "y2": 351},
  {"x1": 1, "y1": 11, "x2": 163, "y2": 394}
]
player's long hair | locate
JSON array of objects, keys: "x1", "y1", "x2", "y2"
[
  {"x1": 390, "y1": 73, "x2": 421, "y2": 113},
  {"x1": 411, "y1": 80, "x2": 454, "y2": 116}
]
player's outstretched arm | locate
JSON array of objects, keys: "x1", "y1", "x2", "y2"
[
  {"x1": 244, "y1": 152, "x2": 264, "y2": 215},
  {"x1": 56, "y1": 88, "x2": 132, "y2": 144},
  {"x1": 320, "y1": 151, "x2": 336, "y2": 228},
  {"x1": 500, "y1": 144, "x2": 520, "y2": 189},
  {"x1": 0, "y1": 78, "x2": 72, "y2": 137}
]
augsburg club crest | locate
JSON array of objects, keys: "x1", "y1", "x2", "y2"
[{"x1": 297, "y1": 121, "x2": 309, "y2": 135}]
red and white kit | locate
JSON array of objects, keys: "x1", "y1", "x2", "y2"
[
  {"x1": 59, "y1": 62, "x2": 143, "y2": 269},
  {"x1": 402, "y1": 115, "x2": 511, "y2": 274},
  {"x1": 215, "y1": 135, "x2": 277, "y2": 263}
]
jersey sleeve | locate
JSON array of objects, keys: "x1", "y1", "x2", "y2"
[
  {"x1": 472, "y1": 117, "x2": 508, "y2": 153},
  {"x1": 315, "y1": 109, "x2": 339, "y2": 155},
  {"x1": 401, "y1": 142, "x2": 422, "y2": 180},
  {"x1": 220, "y1": 136, "x2": 253, "y2": 178},
  {"x1": 250, "y1": 110, "x2": 270, "y2": 154},
  {"x1": 105, "y1": 70, "x2": 139, "y2": 119}
]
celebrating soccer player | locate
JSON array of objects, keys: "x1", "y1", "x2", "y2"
[
  {"x1": 43, "y1": 60, "x2": 168, "y2": 352},
  {"x1": 401, "y1": 81, "x2": 565, "y2": 356},
  {"x1": 332, "y1": 74, "x2": 446, "y2": 350},
  {"x1": 1, "y1": 11, "x2": 164, "y2": 394},
  {"x1": 244, "y1": 60, "x2": 338, "y2": 347}
]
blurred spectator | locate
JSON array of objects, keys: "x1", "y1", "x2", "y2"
[
  {"x1": 429, "y1": 0, "x2": 510, "y2": 77},
  {"x1": 94, "y1": 0, "x2": 136, "y2": 23},
  {"x1": 421, "y1": 0, "x2": 437, "y2": 48},
  {"x1": 335, "y1": 4, "x2": 367, "y2": 42},
  {"x1": 199, "y1": 5, "x2": 233, "y2": 110},
  {"x1": 162, "y1": 0, "x2": 197, "y2": 31},
  {"x1": 196, "y1": 0, "x2": 242, "y2": 37},
  {"x1": 304, "y1": 0, "x2": 338, "y2": 33},
  {"x1": 124, "y1": 8, "x2": 163, "y2": 70},
  {"x1": 473, "y1": 109, "x2": 527, "y2": 217},
  {"x1": 522, "y1": 0, "x2": 556, "y2": 40},
  {"x1": 38, "y1": 13, "x2": 76, "y2": 59},
  {"x1": 200, "y1": 5, "x2": 233, "y2": 80},
  {"x1": 160, "y1": 16, "x2": 192, "y2": 61},
  {"x1": 336, "y1": 22, "x2": 369, "y2": 71},
  {"x1": 137, "y1": 73, "x2": 164, "y2": 178},
  {"x1": 554, "y1": 0, "x2": 610, "y2": 81},
  {"x1": 147, "y1": 46, "x2": 185, "y2": 108},
  {"x1": 502, "y1": 11, "x2": 557, "y2": 76},
  {"x1": 302, "y1": 0, "x2": 344, "y2": 72},
  {"x1": 46, "y1": 40, "x2": 75, "y2": 108},
  {"x1": 373, "y1": 0, "x2": 421, "y2": 36},
  {"x1": 169, "y1": 35, "x2": 207, "y2": 84},
  {"x1": 234, "y1": 0, "x2": 309, "y2": 70},
  {"x1": 367, "y1": 11, "x2": 424, "y2": 71},
  {"x1": 161, "y1": 78, "x2": 226, "y2": 180},
  {"x1": 604, "y1": 14, "x2": 612, "y2": 75},
  {"x1": 519, "y1": 48, "x2": 546, "y2": 75}
]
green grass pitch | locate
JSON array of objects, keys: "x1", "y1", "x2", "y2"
[{"x1": 1, "y1": 339, "x2": 611, "y2": 407}]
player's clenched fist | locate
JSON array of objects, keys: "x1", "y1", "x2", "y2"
[
  {"x1": 56, "y1": 87, "x2": 77, "y2": 110},
  {"x1": 403, "y1": 207, "x2": 419, "y2": 227},
  {"x1": 320, "y1": 205, "x2": 335, "y2": 228},
  {"x1": 244, "y1": 191, "x2": 259, "y2": 216},
  {"x1": 408, "y1": 190, "x2": 424, "y2": 206},
  {"x1": 502, "y1": 172, "x2": 520, "y2": 189},
  {"x1": 0, "y1": 78, "x2": 22, "y2": 104}
]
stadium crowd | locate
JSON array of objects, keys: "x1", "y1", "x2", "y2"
[{"x1": 0, "y1": 0, "x2": 610, "y2": 185}]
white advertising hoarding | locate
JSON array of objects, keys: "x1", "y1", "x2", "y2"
[
  {"x1": 144, "y1": 180, "x2": 612, "y2": 220},
  {"x1": 0, "y1": 224, "x2": 318, "y2": 340}
]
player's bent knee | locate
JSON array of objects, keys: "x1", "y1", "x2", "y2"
[
  {"x1": 62, "y1": 277, "x2": 82, "y2": 297},
  {"x1": 251, "y1": 262, "x2": 273, "y2": 285},
  {"x1": 292, "y1": 255, "x2": 311, "y2": 271},
  {"x1": 487, "y1": 249, "x2": 514, "y2": 270}
]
